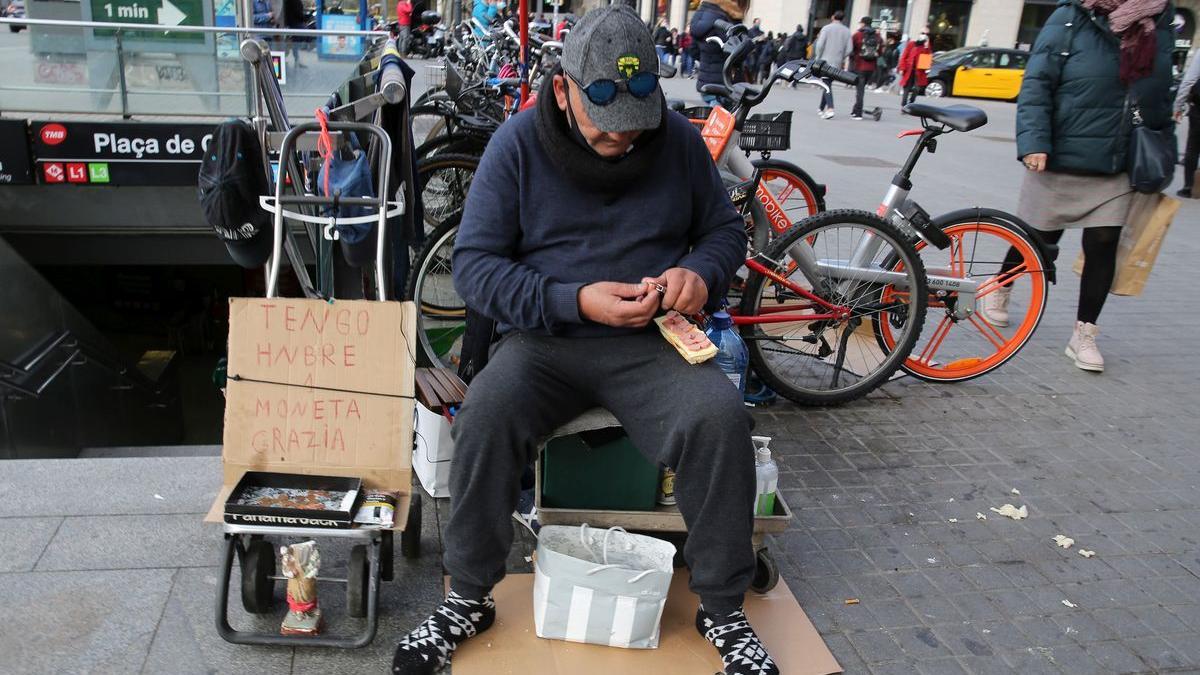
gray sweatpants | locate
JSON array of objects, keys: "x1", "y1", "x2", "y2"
[{"x1": 445, "y1": 331, "x2": 757, "y2": 614}]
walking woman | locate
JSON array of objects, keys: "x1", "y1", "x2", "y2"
[
  {"x1": 896, "y1": 31, "x2": 931, "y2": 107},
  {"x1": 986, "y1": 0, "x2": 1174, "y2": 372},
  {"x1": 690, "y1": 0, "x2": 751, "y2": 103}
]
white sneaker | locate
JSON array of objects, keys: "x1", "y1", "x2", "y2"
[
  {"x1": 977, "y1": 284, "x2": 1011, "y2": 327},
  {"x1": 821, "y1": 110, "x2": 835, "y2": 119},
  {"x1": 1066, "y1": 321, "x2": 1104, "y2": 372}
]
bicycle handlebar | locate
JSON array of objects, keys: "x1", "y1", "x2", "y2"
[{"x1": 810, "y1": 60, "x2": 860, "y2": 86}]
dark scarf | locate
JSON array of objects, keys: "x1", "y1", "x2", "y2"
[
  {"x1": 534, "y1": 67, "x2": 668, "y2": 193},
  {"x1": 1080, "y1": 0, "x2": 1167, "y2": 84}
]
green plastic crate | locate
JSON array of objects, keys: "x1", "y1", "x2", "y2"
[{"x1": 540, "y1": 427, "x2": 659, "y2": 512}]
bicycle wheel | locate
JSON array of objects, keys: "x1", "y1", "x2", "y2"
[
  {"x1": 405, "y1": 215, "x2": 466, "y2": 368},
  {"x1": 739, "y1": 210, "x2": 927, "y2": 406},
  {"x1": 409, "y1": 103, "x2": 455, "y2": 146},
  {"x1": 753, "y1": 159, "x2": 826, "y2": 237},
  {"x1": 416, "y1": 153, "x2": 479, "y2": 233},
  {"x1": 874, "y1": 214, "x2": 1050, "y2": 382}
]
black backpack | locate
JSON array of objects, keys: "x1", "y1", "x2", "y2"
[
  {"x1": 860, "y1": 30, "x2": 881, "y2": 60},
  {"x1": 198, "y1": 119, "x2": 272, "y2": 268}
]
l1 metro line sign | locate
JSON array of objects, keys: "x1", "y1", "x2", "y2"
[
  {"x1": 31, "y1": 120, "x2": 215, "y2": 186},
  {"x1": 82, "y1": 0, "x2": 212, "y2": 50}
]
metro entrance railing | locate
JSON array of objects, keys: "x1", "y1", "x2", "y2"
[{"x1": 0, "y1": 16, "x2": 390, "y2": 118}]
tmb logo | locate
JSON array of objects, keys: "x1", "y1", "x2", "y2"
[{"x1": 40, "y1": 123, "x2": 68, "y2": 146}]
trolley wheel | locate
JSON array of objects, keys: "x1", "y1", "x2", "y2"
[
  {"x1": 347, "y1": 544, "x2": 369, "y2": 618},
  {"x1": 240, "y1": 539, "x2": 276, "y2": 614},
  {"x1": 871, "y1": 107, "x2": 883, "y2": 121},
  {"x1": 381, "y1": 530, "x2": 395, "y2": 582},
  {"x1": 750, "y1": 548, "x2": 780, "y2": 594},
  {"x1": 402, "y1": 491, "x2": 422, "y2": 559}
]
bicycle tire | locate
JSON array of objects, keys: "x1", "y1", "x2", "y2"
[
  {"x1": 874, "y1": 213, "x2": 1050, "y2": 382},
  {"x1": 405, "y1": 215, "x2": 466, "y2": 368},
  {"x1": 752, "y1": 158, "x2": 827, "y2": 230},
  {"x1": 409, "y1": 103, "x2": 456, "y2": 146},
  {"x1": 739, "y1": 209, "x2": 928, "y2": 406},
  {"x1": 416, "y1": 153, "x2": 480, "y2": 233}
]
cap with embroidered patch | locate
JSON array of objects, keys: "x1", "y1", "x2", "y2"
[{"x1": 561, "y1": 5, "x2": 662, "y2": 133}]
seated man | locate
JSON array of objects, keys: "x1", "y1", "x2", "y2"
[{"x1": 392, "y1": 6, "x2": 777, "y2": 675}]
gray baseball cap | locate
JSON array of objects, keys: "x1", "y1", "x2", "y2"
[{"x1": 561, "y1": 5, "x2": 662, "y2": 133}]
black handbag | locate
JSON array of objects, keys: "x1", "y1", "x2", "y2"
[{"x1": 1127, "y1": 97, "x2": 1177, "y2": 194}]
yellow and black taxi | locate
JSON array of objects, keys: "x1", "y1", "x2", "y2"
[{"x1": 924, "y1": 47, "x2": 1029, "y2": 101}]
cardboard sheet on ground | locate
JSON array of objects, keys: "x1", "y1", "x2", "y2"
[{"x1": 452, "y1": 574, "x2": 842, "y2": 675}]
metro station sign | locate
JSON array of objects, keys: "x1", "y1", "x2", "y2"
[
  {"x1": 31, "y1": 120, "x2": 216, "y2": 186},
  {"x1": 82, "y1": 0, "x2": 212, "y2": 50}
]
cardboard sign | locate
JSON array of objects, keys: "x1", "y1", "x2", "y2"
[
  {"x1": 221, "y1": 298, "x2": 417, "y2": 493},
  {"x1": 453, "y1": 574, "x2": 842, "y2": 675}
]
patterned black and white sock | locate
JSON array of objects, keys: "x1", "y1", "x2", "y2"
[
  {"x1": 696, "y1": 605, "x2": 780, "y2": 675},
  {"x1": 392, "y1": 590, "x2": 496, "y2": 674}
]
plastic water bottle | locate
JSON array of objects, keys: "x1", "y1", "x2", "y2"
[
  {"x1": 706, "y1": 311, "x2": 749, "y2": 393},
  {"x1": 753, "y1": 436, "x2": 778, "y2": 517}
]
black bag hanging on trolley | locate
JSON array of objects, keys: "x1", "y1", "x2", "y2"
[{"x1": 198, "y1": 119, "x2": 273, "y2": 269}]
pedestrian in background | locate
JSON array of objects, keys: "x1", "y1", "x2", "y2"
[
  {"x1": 850, "y1": 16, "x2": 879, "y2": 120},
  {"x1": 680, "y1": 28, "x2": 695, "y2": 77},
  {"x1": 1174, "y1": 50, "x2": 1200, "y2": 198},
  {"x1": 897, "y1": 31, "x2": 931, "y2": 107},
  {"x1": 690, "y1": 0, "x2": 751, "y2": 104},
  {"x1": 874, "y1": 32, "x2": 900, "y2": 91},
  {"x1": 669, "y1": 27, "x2": 681, "y2": 69},
  {"x1": 812, "y1": 10, "x2": 852, "y2": 119},
  {"x1": 472, "y1": 0, "x2": 500, "y2": 35},
  {"x1": 395, "y1": 0, "x2": 413, "y2": 55},
  {"x1": 756, "y1": 31, "x2": 778, "y2": 83},
  {"x1": 654, "y1": 18, "x2": 672, "y2": 64},
  {"x1": 283, "y1": 0, "x2": 307, "y2": 67},
  {"x1": 252, "y1": 0, "x2": 274, "y2": 29},
  {"x1": 996, "y1": 0, "x2": 1174, "y2": 372},
  {"x1": 780, "y1": 25, "x2": 807, "y2": 87}
]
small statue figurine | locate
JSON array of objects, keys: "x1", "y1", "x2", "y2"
[{"x1": 280, "y1": 540, "x2": 322, "y2": 636}]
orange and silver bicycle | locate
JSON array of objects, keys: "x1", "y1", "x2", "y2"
[{"x1": 871, "y1": 103, "x2": 1057, "y2": 382}]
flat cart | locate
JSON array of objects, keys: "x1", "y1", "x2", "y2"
[
  {"x1": 534, "y1": 409, "x2": 792, "y2": 594},
  {"x1": 210, "y1": 36, "x2": 421, "y2": 648}
]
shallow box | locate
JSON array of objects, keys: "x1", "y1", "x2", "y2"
[{"x1": 224, "y1": 471, "x2": 362, "y2": 529}]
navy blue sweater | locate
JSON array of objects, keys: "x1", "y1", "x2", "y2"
[{"x1": 451, "y1": 108, "x2": 746, "y2": 338}]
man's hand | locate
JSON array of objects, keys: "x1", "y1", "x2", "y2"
[
  {"x1": 578, "y1": 282, "x2": 659, "y2": 328},
  {"x1": 643, "y1": 268, "x2": 709, "y2": 315},
  {"x1": 1022, "y1": 153, "x2": 1048, "y2": 173},
  {"x1": 1176, "y1": 110, "x2": 1185, "y2": 122}
]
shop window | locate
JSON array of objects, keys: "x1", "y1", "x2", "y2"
[
  {"x1": 928, "y1": 0, "x2": 970, "y2": 52},
  {"x1": 1017, "y1": 2, "x2": 1057, "y2": 49}
]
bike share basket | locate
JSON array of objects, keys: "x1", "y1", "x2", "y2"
[
  {"x1": 739, "y1": 110, "x2": 792, "y2": 152},
  {"x1": 425, "y1": 63, "x2": 446, "y2": 90}
]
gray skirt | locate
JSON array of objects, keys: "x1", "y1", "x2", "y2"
[{"x1": 1016, "y1": 169, "x2": 1135, "y2": 232}]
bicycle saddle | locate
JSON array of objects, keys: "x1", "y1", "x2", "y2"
[
  {"x1": 901, "y1": 103, "x2": 988, "y2": 132},
  {"x1": 699, "y1": 83, "x2": 731, "y2": 98}
]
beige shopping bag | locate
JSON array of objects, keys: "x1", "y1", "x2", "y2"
[{"x1": 1072, "y1": 192, "x2": 1179, "y2": 297}]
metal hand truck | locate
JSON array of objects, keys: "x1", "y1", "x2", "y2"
[{"x1": 214, "y1": 37, "x2": 420, "y2": 649}]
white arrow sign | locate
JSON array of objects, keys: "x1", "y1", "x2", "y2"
[{"x1": 158, "y1": 0, "x2": 187, "y2": 25}]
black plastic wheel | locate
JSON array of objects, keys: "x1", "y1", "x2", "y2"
[
  {"x1": 347, "y1": 544, "x2": 369, "y2": 618},
  {"x1": 381, "y1": 530, "x2": 395, "y2": 582},
  {"x1": 240, "y1": 539, "x2": 276, "y2": 614},
  {"x1": 750, "y1": 548, "x2": 780, "y2": 594},
  {"x1": 402, "y1": 491, "x2": 423, "y2": 559}
]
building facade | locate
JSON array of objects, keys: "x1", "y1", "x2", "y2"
[{"x1": 612, "y1": 0, "x2": 1198, "y2": 53}]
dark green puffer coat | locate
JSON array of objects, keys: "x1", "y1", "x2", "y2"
[{"x1": 1015, "y1": 0, "x2": 1174, "y2": 174}]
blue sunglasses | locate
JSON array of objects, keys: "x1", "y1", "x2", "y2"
[{"x1": 565, "y1": 69, "x2": 659, "y2": 106}]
